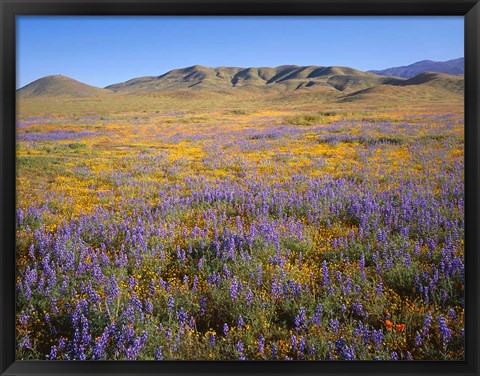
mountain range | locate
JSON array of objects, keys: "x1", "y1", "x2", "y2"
[
  {"x1": 16, "y1": 59, "x2": 464, "y2": 104},
  {"x1": 368, "y1": 57, "x2": 464, "y2": 78},
  {"x1": 103, "y1": 65, "x2": 403, "y2": 93}
]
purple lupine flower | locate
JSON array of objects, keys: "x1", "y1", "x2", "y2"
[
  {"x1": 93, "y1": 328, "x2": 109, "y2": 360},
  {"x1": 422, "y1": 312, "x2": 432, "y2": 334},
  {"x1": 423, "y1": 286, "x2": 429, "y2": 303},
  {"x1": 376, "y1": 280, "x2": 383, "y2": 295},
  {"x1": 295, "y1": 307, "x2": 307, "y2": 331},
  {"x1": 257, "y1": 265, "x2": 263, "y2": 286},
  {"x1": 165, "y1": 327, "x2": 172, "y2": 340},
  {"x1": 414, "y1": 243, "x2": 420, "y2": 257},
  {"x1": 372, "y1": 251, "x2": 381, "y2": 274},
  {"x1": 391, "y1": 352, "x2": 399, "y2": 360},
  {"x1": 335, "y1": 337, "x2": 346, "y2": 354},
  {"x1": 167, "y1": 295, "x2": 174, "y2": 313},
  {"x1": 155, "y1": 347, "x2": 163, "y2": 360},
  {"x1": 258, "y1": 334, "x2": 265, "y2": 354},
  {"x1": 130, "y1": 294, "x2": 143, "y2": 314},
  {"x1": 376, "y1": 228, "x2": 387, "y2": 243},
  {"x1": 345, "y1": 275, "x2": 353, "y2": 296},
  {"x1": 19, "y1": 311, "x2": 29, "y2": 326},
  {"x1": 200, "y1": 297, "x2": 207, "y2": 316},
  {"x1": 359, "y1": 253, "x2": 366, "y2": 281},
  {"x1": 105, "y1": 274, "x2": 119, "y2": 301},
  {"x1": 230, "y1": 277, "x2": 239, "y2": 301},
  {"x1": 311, "y1": 304, "x2": 322, "y2": 326},
  {"x1": 329, "y1": 319, "x2": 340, "y2": 333},
  {"x1": 326, "y1": 340, "x2": 334, "y2": 360},
  {"x1": 209, "y1": 333, "x2": 216, "y2": 347},
  {"x1": 238, "y1": 316, "x2": 245, "y2": 329},
  {"x1": 271, "y1": 343, "x2": 277, "y2": 360},
  {"x1": 58, "y1": 337, "x2": 66, "y2": 351},
  {"x1": 237, "y1": 340, "x2": 245, "y2": 360},
  {"x1": 192, "y1": 276, "x2": 199, "y2": 293},
  {"x1": 125, "y1": 331, "x2": 148, "y2": 360},
  {"x1": 448, "y1": 309, "x2": 456, "y2": 320},
  {"x1": 47, "y1": 345, "x2": 58, "y2": 360},
  {"x1": 145, "y1": 300, "x2": 153, "y2": 316},
  {"x1": 322, "y1": 260, "x2": 330, "y2": 287},
  {"x1": 438, "y1": 316, "x2": 452, "y2": 343},
  {"x1": 18, "y1": 335, "x2": 31, "y2": 350},
  {"x1": 404, "y1": 253, "x2": 412, "y2": 267},
  {"x1": 290, "y1": 334, "x2": 297, "y2": 350},
  {"x1": 441, "y1": 290, "x2": 448, "y2": 303},
  {"x1": 246, "y1": 288, "x2": 253, "y2": 307},
  {"x1": 343, "y1": 346, "x2": 355, "y2": 360},
  {"x1": 28, "y1": 244, "x2": 35, "y2": 260},
  {"x1": 51, "y1": 297, "x2": 59, "y2": 314},
  {"x1": 298, "y1": 337, "x2": 306, "y2": 356},
  {"x1": 223, "y1": 323, "x2": 229, "y2": 336},
  {"x1": 351, "y1": 301, "x2": 365, "y2": 317},
  {"x1": 176, "y1": 308, "x2": 188, "y2": 328},
  {"x1": 415, "y1": 332, "x2": 423, "y2": 346},
  {"x1": 222, "y1": 264, "x2": 231, "y2": 278},
  {"x1": 128, "y1": 276, "x2": 138, "y2": 291},
  {"x1": 372, "y1": 329, "x2": 383, "y2": 347}
]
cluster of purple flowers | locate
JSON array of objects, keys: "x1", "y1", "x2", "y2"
[{"x1": 15, "y1": 114, "x2": 464, "y2": 360}]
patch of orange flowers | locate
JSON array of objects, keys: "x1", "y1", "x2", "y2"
[{"x1": 386, "y1": 320, "x2": 405, "y2": 332}]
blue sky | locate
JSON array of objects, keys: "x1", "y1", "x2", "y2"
[{"x1": 17, "y1": 16, "x2": 464, "y2": 88}]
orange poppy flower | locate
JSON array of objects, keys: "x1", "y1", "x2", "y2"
[
  {"x1": 396, "y1": 324, "x2": 405, "y2": 332},
  {"x1": 279, "y1": 340, "x2": 284, "y2": 346},
  {"x1": 385, "y1": 320, "x2": 393, "y2": 329}
]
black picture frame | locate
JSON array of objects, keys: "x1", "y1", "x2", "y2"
[{"x1": 1, "y1": 1, "x2": 479, "y2": 375}]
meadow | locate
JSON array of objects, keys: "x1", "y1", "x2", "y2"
[{"x1": 15, "y1": 104, "x2": 464, "y2": 360}]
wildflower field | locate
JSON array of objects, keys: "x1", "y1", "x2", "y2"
[{"x1": 16, "y1": 106, "x2": 464, "y2": 360}]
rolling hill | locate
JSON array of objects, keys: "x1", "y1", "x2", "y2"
[
  {"x1": 16, "y1": 75, "x2": 112, "y2": 98},
  {"x1": 398, "y1": 72, "x2": 464, "y2": 93},
  {"x1": 16, "y1": 65, "x2": 464, "y2": 116},
  {"x1": 105, "y1": 65, "x2": 402, "y2": 93},
  {"x1": 18, "y1": 65, "x2": 463, "y2": 100},
  {"x1": 368, "y1": 58, "x2": 464, "y2": 78}
]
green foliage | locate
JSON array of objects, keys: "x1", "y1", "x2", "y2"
[{"x1": 284, "y1": 114, "x2": 327, "y2": 126}]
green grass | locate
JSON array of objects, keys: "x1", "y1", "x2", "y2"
[{"x1": 283, "y1": 114, "x2": 329, "y2": 126}]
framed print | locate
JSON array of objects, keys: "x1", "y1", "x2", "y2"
[{"x1": 1, "y1": 0, "x2": 479, "y2": 375}]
